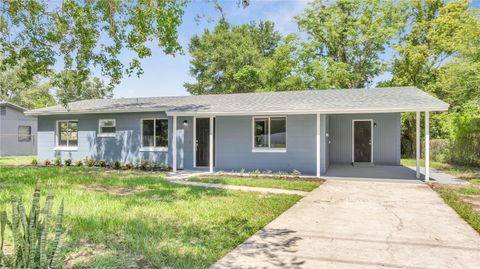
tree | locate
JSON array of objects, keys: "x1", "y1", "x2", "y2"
[
  {"x1": 295, "y1": 0, "x2": 407, "y2": 89},
  {"x1": 0, "y1": 0, "x2": 187, "y2": 94}
]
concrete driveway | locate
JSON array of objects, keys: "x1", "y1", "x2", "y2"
[{"x1": 212, "y1": 180, "x2": 480, "y2": 269}]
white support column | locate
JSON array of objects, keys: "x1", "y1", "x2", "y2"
[
  {"x1": 209, "y1": 116, "x2": 214, "y2": 173},
  {"x1": 416, "y1": 111, "x2": 420, "y2": 179},
  {"x1": 316, "y1": 113, "x2": 321, "y2": 178},
  {"x1": 425, "y1": 111, "x2": 430, "y2": 182},
  {"x1": 172, "y1": 115, "x2": 177, "y2": 173}
]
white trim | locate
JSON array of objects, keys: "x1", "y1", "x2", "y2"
[
  {"x1": 55, "y1": 119, "x2": 79, "y2": 150},
  {"x1": 98, "y1": 119, "x2": 116, "y2": 137},
  {"x1": 54, "y1": 146, "x2": 78, "y2": 151},
  {"x1": 425, "y1": 111, "x2": 430, "y2": 182},
  {"x1": 252, "y1": 116, "x2": 287, "y2": 152},
  {"x1": 140, "y1": 147, "x2": 168, "y2": 152},
  {"x1": 209, "y1": 116, "x2": 214, "y2": 173},
  {"x1": 352, "y1": 119, "x2": 373, "y2": 163},
  {"x1": 416, "y1": 111, "x2": 421, "y2": 179},
  {"x1": 251, "y1": 148, "x2": 287, "y2": 153},
  {"x1": 140, "y1": 118, "x2": 168, "y2": 148},
  {"x1": 193, "y1": 116, "x2": 196, "y2": 168},
  {"x1": 316, "y1": 113, "x2": 321, "y2": 177},
  {"x1": 172, "y1": 116, "x2": 177, "y2": 173},
  {"x1": 193, "y1": 116, "x2": 216, "y2": 167},
  {"x1": 26, "y1": 106, "x2": 448, "y2": 116}
]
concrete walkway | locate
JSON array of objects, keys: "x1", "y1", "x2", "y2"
[
  {"x1": 168, "y1": 180, "x2": 308, "y2": 196},
  {"x1": 212, "y1": 180, "x2": 480, "y2": 269}
]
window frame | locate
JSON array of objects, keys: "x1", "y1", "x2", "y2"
[
  {"x1": 140, "y1": 118, "x2": 169, "y2": 152},
  {"x1": 18, "y1": 125, "x2": 32, "y2": 142},
  {"x1": 98, "y1": 119, "x2": 116, "y2": 137},
  {"x1": 252, "y1": 116, "x2": 287, "y2": 153},
  {"x1": 55, "y1": 120, "x2": 78, "y2": 151}
]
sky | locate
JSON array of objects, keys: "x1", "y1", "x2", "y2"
[{"x1": 113, "y1": 0, "x2": 480, "y2": 98}]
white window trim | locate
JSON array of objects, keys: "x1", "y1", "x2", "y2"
[
  {"x1": 98, "y1": 119, "x2": 116, "y2": 137},
  {"x1": 55, "y1": 119, "x2": 79, "y2": 151},
  {"x1": 351, "y1": 119, "x2": 374, "y2": 163},
  {"x1": 140, "y1": 118, "x2": 169, "y2": 151},
  {"x1": 252, "y1": 116, "x2": 287, "y2": 153}
]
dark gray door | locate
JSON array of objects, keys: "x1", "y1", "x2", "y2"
[
  {"x1": 353, "y1": 121, "x2": 372, "y2": 163},
  {"x1": 196, "y1": 118, "x2": 215, "y2": 166}
]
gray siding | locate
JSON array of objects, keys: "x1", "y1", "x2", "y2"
[
  {"x1": 215, "y1": 115, "x2": 317, "y2": 175},
  {"x1": 37, "y1": 113, "x2": 194, "y2": 168},
  {"x1": 0, "y1": 106, "x2": 37, "y2": 156},
  {"x1": 328, "y1": 113, "x2": 401, "y2": 165}
]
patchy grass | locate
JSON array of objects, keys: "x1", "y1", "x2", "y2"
[
  {"x1": 401, "y1": 158, "x2": 480, "y2": 181},
  {"x1": 432, "y1": 184, "x2": 480, "y2": 234},
  {"x1": 189, "y1": 176, "x2": 322, "y2": 192},
  {"x1": 0, "y1": 155, "x2": 34, "y2": 165},
  {"x1": 0, "y1": 167, "x2": 301, "y2": 268}
]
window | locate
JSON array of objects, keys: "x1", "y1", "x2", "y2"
[
  {"x1": 141, "y1": 119, "x2": 168, "y2": 150},
  {"x1": 253, "y1": 117, "x2": 286, "y2": 151},
  {"x1": 18, "y1": 125, "x2": 31, "y2": 142},
  {"x1": 57, "y1": 120, "x2": 78, "y2": 148},
  {"x1": 98, "y1": 119, "x2": 116, "y2": 137}
]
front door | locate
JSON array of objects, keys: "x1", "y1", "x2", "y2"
[
  {"x1": 353, "y1": 120, "x2": 372, "y2": 163},
  {"x1": 195, "y1": 118, "x2": 214, "y2": 166}
]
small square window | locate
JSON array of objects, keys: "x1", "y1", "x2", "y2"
[{"x1": 98, "y1": 119, "x2": 116, "y2": 137}]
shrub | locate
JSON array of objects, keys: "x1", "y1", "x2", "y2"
[
  {"x1": 125, "y1": 162, "x2": 133, "y2": 169},
  {"x1": 263, "y1": 170, "x2": 272, "y2": 175},
  {"x1": 140, "y1": 160, "x2": 149, "y2": 170},
  {"x1": 240, "y1": 168, "x2": 245, "y2": 176},
  {"x1": 64, "y1": 159, "x2": 72, "y2": 166},
  {"x1": 76, "y1": 160, "x2": 83, "y2": 167},
  {"x1": 113, "y1": 160, "x2": 122, "y2": 169},
  {"x1": 291, "y1": 169, "x2": 302, "y2": 178},
  {"x1": 160, "y1": 162, "x2": 169, "y2": 170},
  {"x1": 31, "y1": 158, "x2": 38, "y2": 166},
  {"x1": 98, "y1": 160, "x2": 107, "y2": 167},
  {"x1": 251, "y1": 169, "x2": 260, "y2": 177},
  {"x1": 134, "y1": 159, "x2": 140, "y2": 169},
  {"x1": 44, "y1": 159, "x2": 51, "y2": 166},
  {"x1": 0, "y1": 185, "x2": 64, "y2": 268},
  {"x1": 86, "y1": 158, "x2": 95, "y2": 167},
  {"x1": 448, "y1": 104, "x2": 480, "y2": 167},
  {"x1": 54, "y1": 157, "x2": 62, "y2": 166}
]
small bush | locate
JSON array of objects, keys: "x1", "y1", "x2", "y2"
[
  {"x1": 86, "y1": 158, "x2": 95, "y2": 167},
  {"x1": 98, "y1": 160, "x2": 107, "y2": 167},
  {"x1": 160, "y1": 162, "x2": 169, "y2": 170},
  {"x1": 113, "y1": 160, "x2": 122, "y2": 169},
  {"x1": 291, "y1": 169, "x2": 301, "y2": 178},
  {"x1": 76, "y1": 160, "x2": 83, "y2": 167},
  {"x1": 240, "y1": 168, "x2": 245, "y2": 176},
  {"x1": 54, "y1": 157, "x2": 62, "y2": 166},
  {"x1": 31, "y1": 158, "x2": 38, "y2": 166},
  {"x1": 140, "y1": 160, "x2": 149, "y2": 170},
  {"x1": 64, "y1": 159, "x2": 72, "y2": 166},
  {"x1": 263, "y1": 170, "x2": 272, "y2": 175},
  {"x1": 150, "y1": 160, "x2": 158, "y2": 170},
  {"x1": 125, "y1": 162, "x2": 133, "y2": 169},
  {"x1": 44, "y1": 159, "x2": 51, "y2": 166},
  {"x1": 134, "y1": 159, "x2": 140, "y2": 169},
  {"x1": 251, "y1": 169, "x2": 260, "y2": 177}
]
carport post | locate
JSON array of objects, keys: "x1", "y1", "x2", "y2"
[
  {"x1": 416, "y1": 111, "x2": 420, "y2": 179},
  {"x1": 209, "y1": 116, "x2": 214, "y2": 173},
  {"x1": 316, "y1": 113, "x2": 321, "y2": 178},
  {"x1": 425, "y1": 111, "x2": 430, "y2": 182},
  {"x1": 172, "y1": 115, "x2": 177, "y2": 173}
]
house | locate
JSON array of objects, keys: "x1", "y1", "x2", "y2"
[
  {"x1": 25, "y1": 87, "x2": 448, "y2": 178},
  {"x1": 0, "y1": 101, "x2": 38, "y2": 156}
]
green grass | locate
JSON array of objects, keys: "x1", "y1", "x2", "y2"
[
  {"x1": 0, "y1": 155, "x2": 34, "y2": 165},
  {"x1": 0, "y1": 167, "x2": 301, "y2": 268},
  {"x1": 189, "y1": 176, "x2": 322, "y2": 192},
  {"x1": 433, "y1": 184, "x2": 480, "y2": 234},
  {"x1": 401, "y1": 158, "x2": 480, "y2": 181}
]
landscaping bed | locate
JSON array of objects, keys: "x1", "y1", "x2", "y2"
[
  {"x1": 0, "y1": 166, "x2": 301, "y2": 268},
  {"x1": 189, "y1": 175, "x2": 323, "y2": 192}
]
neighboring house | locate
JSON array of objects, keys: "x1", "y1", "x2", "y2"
[
  {"x1": 25, "y1": 87, "x2": 448, "y2": 177},
  {"x1": 0, "y1": 101, "x2": 37, "y2": 156}
]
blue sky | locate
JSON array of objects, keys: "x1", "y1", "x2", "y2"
[{"x1": 114, "y1": 0, "x2": 480, "y2": 98}]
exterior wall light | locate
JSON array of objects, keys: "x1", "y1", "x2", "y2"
[
  {"x1": 374, "y1": 122, "x2": 377, "y2": 128},
  {"x1": 183, "y1": 120, "x2": 188, "y2": 126}
]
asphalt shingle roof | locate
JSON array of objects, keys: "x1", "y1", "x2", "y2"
[{"x1": 26, "y1": 87, "x2": 449, "y2": 115}]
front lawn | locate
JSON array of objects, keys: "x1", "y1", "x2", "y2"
[
  {"x1": 0, "y1": 167, "x2": 301, "y2": 268},
  {"x1": 189, "y1": 176, "x2": 322, "y2": 191},
  {"x1": 401, "y1": 158, "x2": 480, "y2": 180}
]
